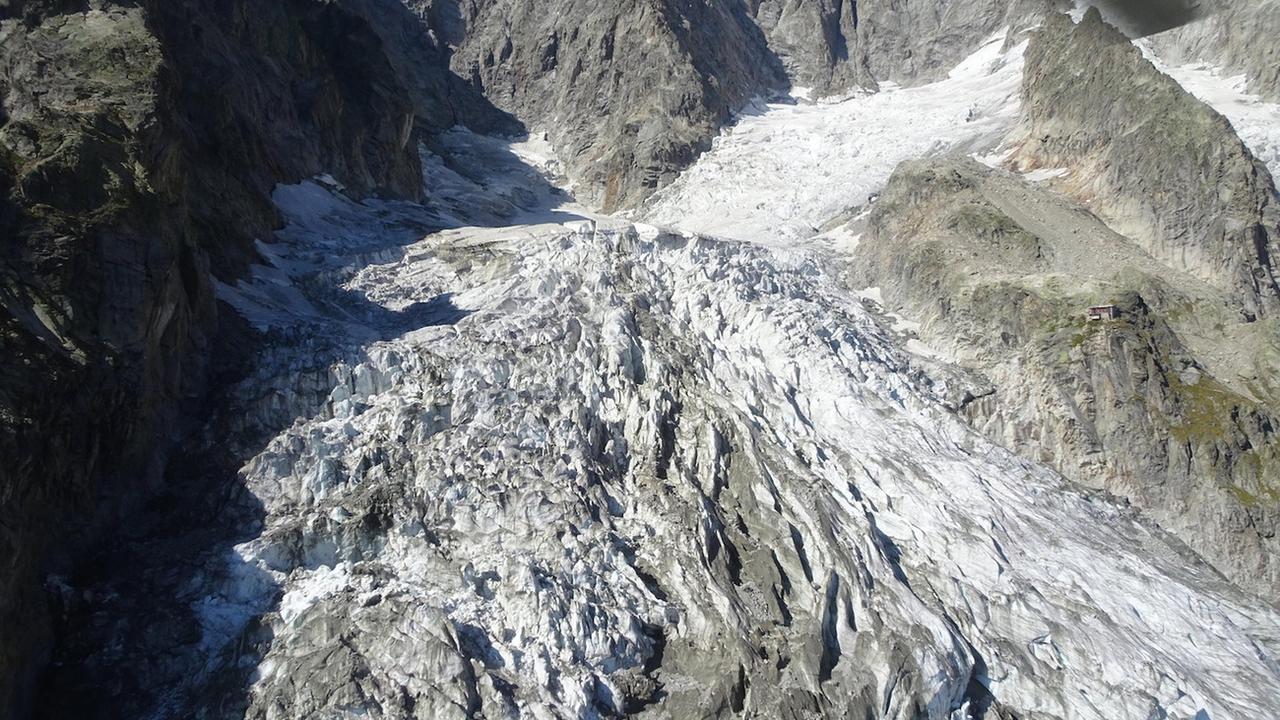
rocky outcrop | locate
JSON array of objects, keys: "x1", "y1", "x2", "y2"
[
  {"x1": 1014, "y1": 8, "x2": 1280, "y2": 320},
  {"x1": 338, "y1": 0, "x2": 523, "y2": 136},
  {"x1": 847, "y1": 0, "x2": 1061, "y2": 87},
  {"x1": 421, "y1": 0, "x2": 788, "y2": 211},
  {"x1": 0, "y1": 0, "x2": 481, "y2": 713},
  {"x1": 850, "y1": 157, "x2": 1280, "y2": 598},
  {"x1": 742, "y1": 0, "x2": 860, "y2": 92}
]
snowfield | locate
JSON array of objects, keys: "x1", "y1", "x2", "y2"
[{"x1": 641, "y1": 33, "x2": 1026, "y2": 244}]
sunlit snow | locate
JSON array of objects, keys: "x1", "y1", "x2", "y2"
[
  {"x1": 642, "y1": 33, "x2": 1026, "y2": 244},
  {"x1": 197, "y1": 22, "x2": 1280, "y2": 720}
]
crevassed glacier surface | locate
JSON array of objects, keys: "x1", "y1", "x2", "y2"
[{"x1": 191, "y1": 36, "x2": 1280, "y2": 720}]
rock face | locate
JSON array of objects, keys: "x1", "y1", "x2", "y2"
[
  {"x1": 747, "y1": 0, "x2": 1066, "y2": 95},
  {"x1": 844, "y1": 0, "x2": 1061, "y2": 87},
  {"x1": 851, "y1": 157, "x2": 1280, "y2": 598},
  {"x1": 1014, "y1": 8, "x2": 1280, "y2": 320},
  {"x1": 0, "y1": 0, "x2": 489, "y2": 712},
  {"x1": 742, "y1": 0, "x2": 861, "y2": 92},
  {"x1": 337, "y1": 0, "x2": 524, "y2": 136},
  {"x1": 848, "y1": 8, "x2": 1280, "y2": 600},
  {"x1": 420, "y1": 0, "x2": 788, "y2": 211}
]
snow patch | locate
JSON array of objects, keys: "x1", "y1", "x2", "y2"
[
  {"x1": 813, "y1": 225, "x2": 863, "y2": 254},
  {"x1": 973, "y1": 146, "x2": 1016, "y2": 170},
  {"x1": 789, "y1": 86, "x2": 815, "y2": 102},
  {"x1": 278, "y1": 564, "x2": 353, "y2": 625},
  {"x1": 1022, "y1": 167, "x2": 1070, "y2": 183}
]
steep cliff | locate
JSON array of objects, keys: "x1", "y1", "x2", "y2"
[
  {"x1": 0, "y1": 0, "x2": 464, "y2": 712},
  {"x1": 745, "y1": 0, "x2": 1067, "y2": 95},
  {"x1": 1015, "y1": 8, "x2": 1280, "y2": 321},
  {"x1": 419, "y1": 0, "x2": 788, "y2": 211}
]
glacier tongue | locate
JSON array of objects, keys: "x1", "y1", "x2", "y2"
[{"x1": 197, "y1": 147, "x2": 1280, "y2": 717}]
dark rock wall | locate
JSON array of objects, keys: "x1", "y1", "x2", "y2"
[{"x1": 0, "y1": 0, "x2": 450, "y2": 713}]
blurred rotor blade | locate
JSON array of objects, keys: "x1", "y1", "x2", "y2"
[{"x1": 1081, "y1": 0, "x2": 1211, "y2": 37}]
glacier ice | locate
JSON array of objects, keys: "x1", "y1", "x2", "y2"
[
  {"x1": 201, "y1": 177, "x2": 1280, "y2": 719},
  {"x1": 194, "y1": 32, "x2": 1280, "y2": 720}
]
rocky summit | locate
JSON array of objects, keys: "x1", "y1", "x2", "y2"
[{"x1": 2, "y1": 1, "x2": 1279, "y2": 719}]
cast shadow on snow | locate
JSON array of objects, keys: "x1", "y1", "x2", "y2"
[
  {"x1": 33, "y1": 254, "x2": 476, "y2": 719},
  {"x1": 32, "y1": 0, "x2": 663, "y2": 704}
]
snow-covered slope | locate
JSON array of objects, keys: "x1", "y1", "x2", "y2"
[
  {"x1": 641, "y1": 33, "x2": 1026, "y2": 243},
  {"x1": 641, "y1": 23, "x2": 1280, "y2": 250}
]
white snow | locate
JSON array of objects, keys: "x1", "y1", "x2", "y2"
[
  {"x1": 642, "y1": 33, "x2": 1027, "y2": 244},
  {"x1": 214, "y1": 197, "x2": 1280, "y2": 717},
  {"x1": 789, "y1": 86, "x2": 815, "y2": 102},
  {"x1": 812, "y1": 224, "x2": 863, "y2": 253},
  {"x1": 1022, "y1": 166, "x2": 1069, "y2": 183},
  {"x1": 277, "y1": 563, "x2": 353, "y2": 625},
  {"x1": 973, "y1": 147, "x2": 1016, "y2": 170},
  {"x1": 854, "y1": 286, "x2": 953, "y2": 362}
]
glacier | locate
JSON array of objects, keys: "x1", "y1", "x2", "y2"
[
  {"x1": 182, "y1": 30, "x2": 1280, "y2": 720},
  {"x1": 640, "y1": 32, "x2": 1026, "y2": 244}
]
